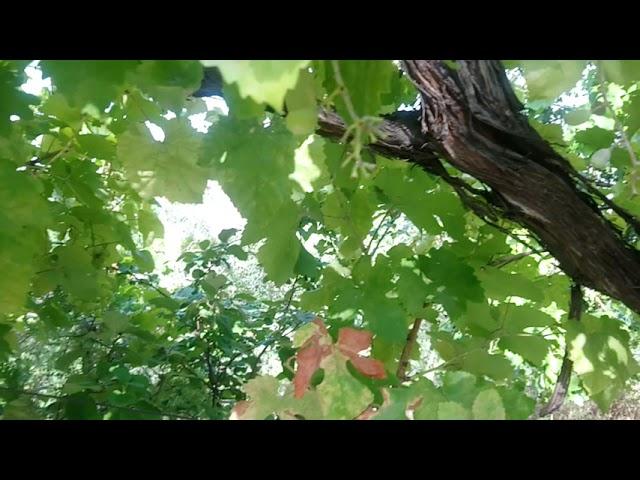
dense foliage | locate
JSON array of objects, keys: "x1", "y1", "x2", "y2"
[{"x1": 1, "y1": 59, "x2": 640, "y2": 420}]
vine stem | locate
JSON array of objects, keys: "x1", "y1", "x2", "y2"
[
  {"x1": 396, "y1": 318, "x2": 424, "y2": 380},
  {"x1": 489, "y1": 251, "x2": 539, "y2": 268},
  {"x1": 365, "y1": 209, "x2": 391, "y2": 255},
  {"x1": 536, "y1": 283, "x2": 583, "y2": 418},
  {"x1": 369, "y1": 212, "x2": 398, "y2": 258},
  {"x1": 254, "y1": 277, "x2": 301, "y2": 364},
  {"x1": 331, "y1": 60, "x2": 359, "y2": 123}
]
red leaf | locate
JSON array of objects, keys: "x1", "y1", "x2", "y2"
[
  {"x1": 293, "y1": 336, "x2": 330, "y2": 398},
  {"x1": 338, "y1": 327, "x2": 372, "y2": 355},
  {"x1": 338, "y1": 327, "x2": 386, "y2": 379},
  {"x1": 231, "y1": 401, "x2": 250, "y2": 419},
  {"x1": 312, "y1": 317, "x2": 328, "y2": 334},
  {"x1": 349, "y1": 356, "x2": 387, "y2": 379}
]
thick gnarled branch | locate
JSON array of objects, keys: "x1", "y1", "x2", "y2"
[
  {"x1": 195, "y1": 63, "x2": 640, "y2": 314},
  {"x1": 401, "y1": 60, "x2": 640, "y2": 313}
]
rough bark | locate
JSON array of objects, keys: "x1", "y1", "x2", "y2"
[
  {"x1": 401, "y1": 60, "x2": 640, "y2": 313},
  {"x1": 196, "y1": 62, "x2": 640, "y2": 314}
]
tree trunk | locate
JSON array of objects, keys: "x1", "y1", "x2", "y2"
[{"x1": 401, "y1": 60, "x2": 640, "y2": 312}]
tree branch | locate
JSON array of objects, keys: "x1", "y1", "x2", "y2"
[
  {"x1": 195, "y1": 62, "x2": 640, "y2": 315},
  {"x1": 396, "y1": 318, "x2": 424, "y2": 381}
]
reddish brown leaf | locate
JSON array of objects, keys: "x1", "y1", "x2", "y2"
[
  {"x1": 337, "y1": 327, "x2": 372, "y2": 355},
  {"x1": 336, "y1": 327, "x2": 387, "y2": 379},
  {"x1": 349, "y1": 356, "x2": 387, "y2": 379},
  {"x1": 312, "y1": 317, "x2": 328, "y2": 334},
  {"x1": 231, "y1": 401, "x2": 250, "y2": 419},
  {"x1": 293, "y1": 336, "x2": 330, "y2": 398}
]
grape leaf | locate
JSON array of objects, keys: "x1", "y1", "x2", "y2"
[
  {"x1": 520, "y1": 61, "x2": 586, "y2": 100},
  {"x1": 472, "y1": 388, "x2": 506, "y2": 420},
  {"x1": 203, "y1": 60, "x2": 309, "y2": 112},
  {"x1": 117, "y1": 119, "x2": 208, "y2": 203}
]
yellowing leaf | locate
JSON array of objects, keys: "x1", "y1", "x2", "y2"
[
  {"x1": 472, "y1": 389, "x2": 506, "y2": 420},
  {"x1": 117, "y1": 120, "x2": 208, "y2": 203},
  {"x1": 521, "y1": 60, "x2": 586, "y2": 100},
  {"x1": 202, "y1": 60, "x2": 309, "y2": 112}
]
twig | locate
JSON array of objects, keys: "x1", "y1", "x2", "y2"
[
  {"x1": 489, "y1": 251, "x2": 537, "y2": 268},
  {"x1": 365, "y1": 210, "x2": 391, "y2": 255},
  {"x1": 483, "y1": 218, "x2": 546, "y2": 255},
  {"x1": 331, "y1": 60, "x2": 359, "y2": 123},
  {"x1": 254, "y1": 277, "x2": 301, "y2": 364},
  {"x1": 573, "y1": 170, "x2": 640, "y2": 234},
  {"x1": 397, "y1": 318, "x2": 424, "y2": 380},
  {"x1": 369, "y1": 212, "x2": 398, "y2": 258}
]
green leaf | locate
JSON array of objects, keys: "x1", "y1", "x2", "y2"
[
  {"x1": 132, "y1": 60, "x2": 204, "y2": 112},
  {"x1": 324, "y1": 60, "x2": 397, "y2": 119},
  {"x1": 0, "y1": 63, "x2": 38, "y2": 133},
  {"x1": 564, "y1": 108, "x2": 591, "y2": 126},
  {"x1": 289, "y1": 135, "x2": 326, "y2": 193},
  {"x1": 520, "y1": 61, "x2": 586, "y2": 100},
  {"x1": 2, "y1": 397, "x2": 40, "y2": 419},
  {"x1": 437, "y1": 401, "x2": 471, "y2": 420},
  {"x1": 501, "y1": 304, "x2": 556, "y2": 334},
  {"x1": 496, "y1": 386, "x2": 536, "y2": 420},
  {"x1": 201, "y1": 272, "x2": 228, "y2": 298},
  {"x1": 396, "y1": 268, "x2": 431, "y2": 316},
  {"x1": 41, "y1": 60, "x2": 138, "y2": 110},
  {"x1": 624, "y1": 92, "x2": 640, "y2": 136},
  {"x1": 64, "y1": 393, "x2": 99, "y2": 420},
  {"x1": 574, "y1": 127, "x2": 615, "y2": 153},
  {"x1": 472, "y1": 388, "x2": 506, "y2": 420},
  {"x1": 53, "y1": 243, "x2": 109, "y2": 302},
  {"x1": 460, "y1": 350, "x2": 514, "y2": 381},
  {"x1": 77, "y1": 134, "x2": 116, "y2": 161},
  {"x1": 103, "y1": 311, "x2": 129, "y2": 332},
  {"x1": 218, "y1": 228, "x2": 238, "y2": 243},
  {"x1": 0, "y1": 162, "x2": 52, "y2": 315},
  {"x1": 374, "y1": 161, "x2": 465, "y2": 237},
  {"x1": 601, "y1": 61, "x2": 640, "y2": 86},
  {"x1": 361, "y1": 296, "x2": 408, "y2": 342},
  {"x1": 226, "y1": 244, "x2": 248, "y2": 260},
  {"x1": 418, "y1": 249, "x2": 484, "y2": 318},
  {"x1": 294, "y1": 243, "x2": 321, "y2": 280},
  {"x1": 499, "y1": 334, "x2": 550, "y2": 367},
  {"x1": 117, "y1": 119, "x2": 208, "y2": 203},
  {"x1": 138, "y1": 208, "x2": 164, "y2": 242},
  {"x1": 40, "y1": 93, "x2": 84, "y2": 130},
  {"x1": 441, "y1": 371, "x2": 479, "y2": 406},
  {"x1": 322, "y1": 187, "x2": 377, "y2": 258},
  {"x1": 566, "y1": 315, "x2": 639, "y2": 411},
  {"x1": 256, "y1": 203, "x2": 301, "y2": 285},
  {"x1": 285, "y1": 69, "x2": 318, "y2": 136},
  {"x1": 201, "y1": 116, "x2": 300, "y2": 281},
  {"x1": 476, "y1": 266, "x2": 544, "y2": 303},
  {"x1": 203, "y1": 60, "x2": 309, "y2": 112},
  {"x1": 133, "y1": 249, "x2": 155, "y2": 273}
]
